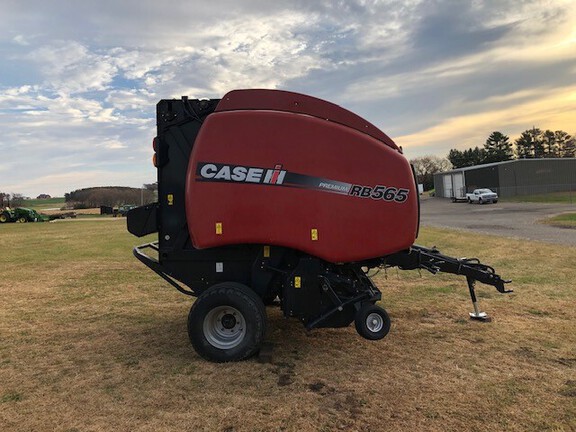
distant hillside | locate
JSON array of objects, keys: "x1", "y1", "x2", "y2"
[
  {"x1": 65, "y1": 187, "x2": 155, "y2": 208},
  {"x1": 24, "y1": 197, "x2": 66, "y2": 211}
]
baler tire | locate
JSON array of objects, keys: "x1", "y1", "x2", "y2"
[
  {"x1": 354, "y1": 304, "x2": 391, "y2": 341},
  {"x1": 187, "y1": 282, "x2": 267, "y2": 362},
  {"x1": 18, "y1": 217, "x2": 27, "y2": 223}
]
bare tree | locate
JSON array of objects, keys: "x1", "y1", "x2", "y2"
[
  {"x1": 409, "y1": 156, "x2": 452, "y2": 191},
  {"x1": 10, "y1": 193, "x2": 24, "y2": 207}
]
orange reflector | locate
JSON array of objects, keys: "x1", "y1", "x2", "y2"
[
  {"x1": 152, "y1": 153, "x2": 157, "y2": 167},
  {"x1": 311, "y1": 228, "x2": 318, "y2": 241}
]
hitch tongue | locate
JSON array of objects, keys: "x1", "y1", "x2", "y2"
[{"x1": 466, "y1": 277, "x2": 490, "y2": 321}]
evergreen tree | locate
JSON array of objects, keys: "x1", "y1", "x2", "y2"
[
  {"x1": 448, "y1": 147, "x2": 486, "y2": 168},
  {"x1": 468, "y1": 146, "x2": 486, "y2": 165},
  {"x1": 515, "y1": 131, "x2": 532, "y2": 158},
  {"x1": 555, "y1": 130, "x2": 574, "y2": 157},
  {"x1": 448, "y1": 149, "x2": 467, "y2": 168},
  {"x1": 542, "y1": 130, "x2": 559, "y2": 158},
  {"x1": 564, "y1": 137, "x2": 576, "y2": 158},
  {"x1": 484, "y1": 131, "x2": 514, "y2": 163},
  {"x1": 515, "y1": 128, "x2": 543, "y2": 158},
  {"x1": 531, "y1": 128, "x2": 545, "y2": 158}
]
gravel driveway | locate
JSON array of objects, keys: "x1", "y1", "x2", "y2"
[{"x1": 420, "y1": 198, "x2": 576, "y2": 246}]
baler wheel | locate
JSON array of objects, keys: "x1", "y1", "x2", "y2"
[
  {"x1": 354, "y1": 304, "x2": 391, "y2": 340},
  {"x1": 187, "y1": 282, "x2": 267, "y2": 362},
  {"x1": 18, "y1": 217, "x2": 27, "y2": 223}
]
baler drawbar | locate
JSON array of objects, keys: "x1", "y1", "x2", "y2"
[{"x1": 127, "y1": 89, "x2": 511, "y2": 362}]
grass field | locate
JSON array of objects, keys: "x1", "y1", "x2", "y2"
[
  {"x1": 18, "y1": 197, "x2": 103, "y2": 218},
  {"x1": 21, "y1": 197, "x2": 66, "y2": 211},
  {"x1": 542, "y1": 213, "x2": 576, "y2": 229},
  {"x1": 505, "y1": 191, "x2": 576, "y2": 204},
  {"x1": 1, "y1": 220, "x2": 575, "y2": 431}
]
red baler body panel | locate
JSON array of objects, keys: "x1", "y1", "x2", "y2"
[
  {"x1": 216, "y1": 89, "x2": 399, "y2": 151},
  {"x1": 185, "y1": 91, "x2": 418, "y2": 263}
]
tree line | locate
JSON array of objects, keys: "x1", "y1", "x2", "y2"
[
  {"x1": 1, "y1": 184, "x2": 158, "y2": 210},
  {"x1": 0, "y1": 192, "x2": 25, "y2": 208},
  {"x1": 65, "y1": 185, "x2": 157, "y2": 208},
  {"x1": 448, "y1": 128, "x2": 575, "y2": 169}
]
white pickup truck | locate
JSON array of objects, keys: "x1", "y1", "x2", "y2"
[{"x1": 466, "y1": 188, "x2": 498, "y2": 204}]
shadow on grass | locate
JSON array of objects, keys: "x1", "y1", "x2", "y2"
[{"x1": 104, "y1": 307, "x2": 318, "y2": 365}]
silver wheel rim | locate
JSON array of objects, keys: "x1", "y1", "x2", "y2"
[
  {"x1": 366, "y1": 312, "x2": 384, "y2": 333},
  {"x1": 203, "y1": 306, "x2": 246, "y2": 349}
]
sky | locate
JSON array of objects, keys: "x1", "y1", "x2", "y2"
[{"x1": 1, "y1": 0, "x2": 575, "y2": 197}]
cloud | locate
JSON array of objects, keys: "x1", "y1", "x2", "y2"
[
  {"x1": 398, "y1": 84, "x2": 576, "y2": 157},
  {"x1": 0, "y1": 0, "x2": 575, "y2": 196},
  {"x1": 13, "y1": 35, "x2": 30, "y2": 46},
  {"x1": 25, "y1": 41, "x2": 117, "y2": 94}
]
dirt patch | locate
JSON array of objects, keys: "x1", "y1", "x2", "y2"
[
  {"x1": 50, "y1": 217, "x2": 124, "y2": 222},
  {"x1": 466, "y1": 224, "x2": 513, "y2": 230},
  {"x1": 273, "y1": 362, "x2": 296, "y2": 386},
  {"x1": 42, "y1": 207, "x2": 101, "y2": 215}
]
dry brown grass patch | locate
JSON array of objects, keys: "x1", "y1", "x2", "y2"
[{"x1": 1, "y1": 222, "x2": 575, "y2": 431}]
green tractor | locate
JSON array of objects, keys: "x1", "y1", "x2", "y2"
[
  {"x1": 0, "y1": 208, "x2": 15, "y2": 223},
  {"x1": 0, "y1": 207, "x2": 49, "y2": 223},
  {"x1": 14, "y1": 208, "x2": 49, "y2": 222}
]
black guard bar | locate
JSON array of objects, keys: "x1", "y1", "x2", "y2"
[{"x1": 133, "y1": 242, "x2": 196, "y2": 296}]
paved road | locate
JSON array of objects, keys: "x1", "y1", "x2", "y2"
[{"x1": 420, "y1": 198, "x2": 576, "y2": 246}]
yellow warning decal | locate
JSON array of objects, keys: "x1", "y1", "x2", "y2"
[
  {"x1": 215, "y1": 222, "x2": 222, "y2": 235},
  {"x1": 263, "y1": 245, "x2": 270, "y2": 258},
  {"x1": 294, "y1": 276, "x2": 301, "y2": 288},
  {"x1": 167, "y1": 194, "x2": 174, "y2": 206},
  {"x1": 311, "y1": 228, "x2": 318, "y2": 241}
]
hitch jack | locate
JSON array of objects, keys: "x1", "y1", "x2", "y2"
[{"x1": 467, "y1": 277, "x2": 489, "y2": 321}]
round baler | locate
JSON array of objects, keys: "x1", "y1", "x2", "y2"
[{"x1": 127, "y1": 89, "x2": 511, "y2": 362}]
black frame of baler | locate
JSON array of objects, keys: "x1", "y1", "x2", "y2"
[
  {"x1": 132, "y1": 238, "x2": 384, "y2": 329},
  {"x1": 133, "y1": 241, "x2": 195, "y2": 296}
]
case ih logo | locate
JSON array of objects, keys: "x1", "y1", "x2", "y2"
[
  {"x1": 198, "y1": 163, "x2": 286, "y2": 184},
  {"x1": 196, "y1": 161, "x2": 410, "y2": 203}
]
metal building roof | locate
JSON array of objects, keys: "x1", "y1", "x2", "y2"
[{"x1": 436, "y1": 158, "x2": 576, "y2": 176}]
